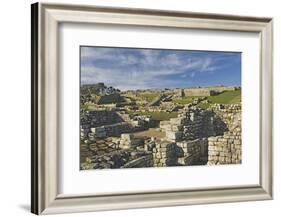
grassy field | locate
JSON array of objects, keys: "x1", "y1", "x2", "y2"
[
  {"x1": 138, "y1": 92, "x2": 160, "y2": 102},
  {"x1": 207, "y1": 90, "x2": 241, "y2": 104},
  {"x1": 172, "y1": 97, "x2": 194, "y2": 105},
  {"x1": 171, "y1": 90, "x2": 241, "y2": 109},
  {"x1": 130, "y1": 111, "x2": 178, "y2": 121},
  {"x1": 198, "y1": 90, "x2": 241, "y2": 109}
]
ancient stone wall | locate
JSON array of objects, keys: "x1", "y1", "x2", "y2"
[
  {"x1": 183, "y1": 88, "x2": 213, "y2": 97},
  {"x1": 182, "y1": 86, "x2": 239, "y2": 97},
  {"x1": 80, "y1": 110, "x2": 124, "y2": 129},
  {"x1": 207, "y1": 104, "x2": 241, "y2": 165},
  {"x1": 119, "y1": 134, "x2": 144, "y2": 149},
  {"x1": 152, "y1": 141, "x2": 181, "y2": 167},
  {"x1": 206, "y1": 86, "x2": 239, "y2": 92},
  {"x1": 81, "y1": 110, "x2": 154, "y2": 142},
  {"x1": 207, "y1": 131, "x2": 241, "y2": 165},
  {"x1": 122, "y1": 155, "x2": 153, "y2": 168},
  {"x1": 159, "y1": 109, "x2": 226, "y2": 142},
  {"x1": 88, "y1": 119, "x2": 151, "y2": 139},
  {"x1": 90, "y1": 122, "x2": 133, "y2": 138},
  {"x1": 80, "y1": 137, "x2": 153, "y2": 170},
  {"x1": 158, "y1": 105, "x2": 241, "y2": 166},
  {"x1": 81, "y1": 103, "x2": 241, "y2": 169},
  {"x1": 177, "y1": 138, "x2": 208, "y2": 165},
  {"x1": 210, "y1": 104, "x2": 241, "y2": 129},
  {"x1": 151, "y1": 139, "x2": 208, "y2": 167}
]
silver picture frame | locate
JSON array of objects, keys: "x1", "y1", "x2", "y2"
[{"x1": 31, "y1": 2, "x2": 273, "y2": 215}]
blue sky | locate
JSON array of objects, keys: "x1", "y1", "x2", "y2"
[{"x1": 80, "y1": 46, "x2": 241, "y2": 91}]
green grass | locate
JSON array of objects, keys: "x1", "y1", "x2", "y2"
[
  {"x1": 198, "y1": 90, "x2": 241, "y2": 109},
  {"x1": 129, "y1": 111, "x2": 178, "y2": 121},
  {"x1": 207, "y1": 90, "x2": 241, "y2": 104},
  {"x1": 197, "y1": 103, "x2": 211, "y2": 110},
  {"x1": 172, "y1": 97, "x2": 194, "y2": 105},
  {"x1": 172, "y1": 90, "x2": 241, "y2": 106},
  {"x1": 80, "y1": 104, "x2": 89, "y2": 110},
  {"x1": 138, "y1": 93, "x2": 160, "y2": 102}
]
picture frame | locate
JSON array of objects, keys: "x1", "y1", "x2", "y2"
[{"x1": 31, "y1": 2, "x2": 273, "y2": 215}]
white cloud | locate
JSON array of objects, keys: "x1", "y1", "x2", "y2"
[{"x1": 81, "y1": 47, "x2": 239, "y2": 90}]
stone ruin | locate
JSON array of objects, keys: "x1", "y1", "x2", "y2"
[
  {"x1": 207, "y1": 104, "x2": 241, "y2": 165},
  {"x1": 80, "y1": 109, "x2": 154, "y2": 140},
  {"x1": 80, "y1": 104, "x2": 241, "y2": 169},
  {"x1": 173, "y1": 86, "x2": 240, "y2": 97},
  {"x1": 159, "y1": 108, "x2": 227, "y2": 142}
]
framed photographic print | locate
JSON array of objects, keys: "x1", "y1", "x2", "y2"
[{"x1": 31, "y1": 2, "x2": 273, "y2": 215}]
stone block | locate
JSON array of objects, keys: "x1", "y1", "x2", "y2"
[
  {"x1": 169, "y1": 118, "x2": 184, "y2": 125},
  {"x1": 208, "y1": 136, "x2": 218, "y2": 142},
  {"x1": 121, "y1": 133, "x2": 133, "y2": 141},
  {"x1": 166, "y1": 131, "x2": 182, "y2": 142},
  {"x1": 234, "y1": 140, "x2": 240, "y2": 145}
]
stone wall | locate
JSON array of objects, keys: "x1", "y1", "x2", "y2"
[
  {"x1": 206, "y1": 86, "x2": 239, "y2": 92},
  {"x1": 119, "y1": 134, "x2": 144, "y2": 149},
  {"x1": 90, "y1": 122, "x2": 133, "y2": 138},
  {"x1": 151, "y1": 139, "x2": 208, "y2": 167},
  {"x1": 177, "y1": 138, "x2": 208, "y2": 165},
  {"x1": 152, "y1": 141, "x2": 182, "y2": 167},
  {"x1": 210, "y1": 104, "x2": 241, "y2": 126},
  {"x1": 89, "y1": 122, "x2": 150, "y2": 139},
  {"x1": 81, "y1": 110, "x2": 153, "y2": 139},
  {"x1": 183, "y1": 88, "x2": 214, "y2": 97},
  {"x1": 159, "y1": 105, "x2": 241, "y2": 166},
  {"x1": 182, "y1": 86, "x2": 239, "y2": 97},
  {"x1": 80, "y1": 110, "x2": 124, "y2": 129},
  {"x1": 122, "y1": 155, "x2": 153, "y2": 168},
  {"x1": 207, "y1": 104, "x2": 241, "y2": 165},
  {"x1": 207, "y1": 131, "x2": 241, "y2": 165},
  {"x1": 80, "y1": 139, "x2": 153, "y2": 170},
  {"x1": 81, "y1": 103, "x2": 241, "y2": 169},
  {"x1": 159, "y1": 108, "x2": 226, "y2": 142}
]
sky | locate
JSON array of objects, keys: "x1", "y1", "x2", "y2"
[{"x1": 80, "y1": 46, "x2": 241, "y2": 91}]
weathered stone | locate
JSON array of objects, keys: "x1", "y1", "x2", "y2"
[{"x1": 166, "y1": 131, "x2": 182, "y2": 142}]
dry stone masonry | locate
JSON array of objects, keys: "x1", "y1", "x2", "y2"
[
  {"x1": 80, "y1": 92, "x2": 241, "y2": 169},
  {"x1": 152, "y1": 142, "x2": 181, "y2": 167},
  {"x1": 159, "y1": 108, "x2": 226, "y2": 142},
  {"x1": 177, "y1": 138, "x2": 208, "y2": 165},
  {"x1": 207, "y1": 104, "x2": 241, "y2": 165}
]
